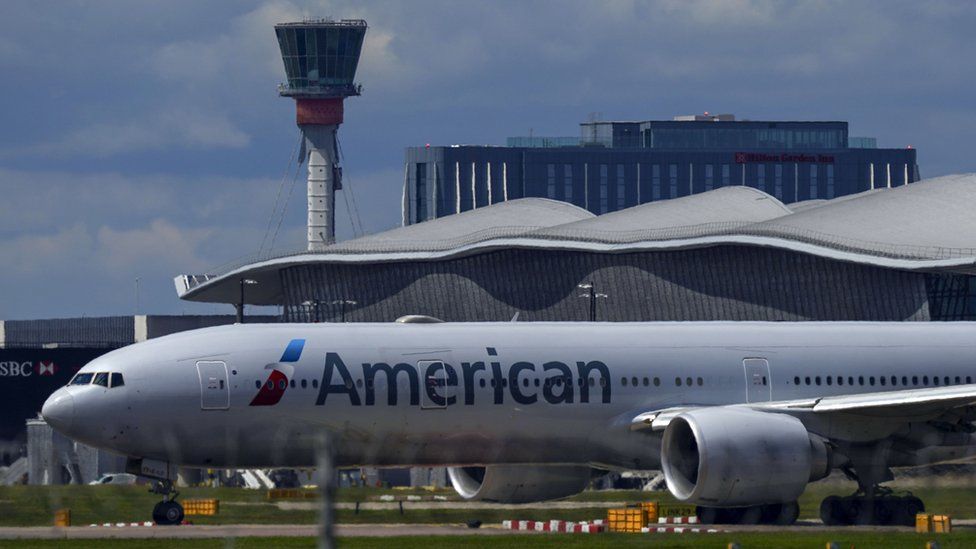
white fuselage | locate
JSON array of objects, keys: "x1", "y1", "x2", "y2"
[{"x1": 42, "y1": 322, "x2": 976, "y2": 470}]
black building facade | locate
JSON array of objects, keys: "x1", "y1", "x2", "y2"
[{"x1": 403, "y1": 116, "x2": 918, "y2": 224}]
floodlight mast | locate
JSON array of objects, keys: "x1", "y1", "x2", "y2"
[{"x1": 275, "y1": 19, "x2": 367, "y2": 251}]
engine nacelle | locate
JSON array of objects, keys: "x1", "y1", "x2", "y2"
[
  {"x1": 447, "y1": 465, "x2": 592, "y2": 503},
  {"x1": 661, "y1": 408, "x2": 830, "y2": 507}
]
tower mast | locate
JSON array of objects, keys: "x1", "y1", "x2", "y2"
[{"x1": 275, "y1": 19, "x2": 367, "y2": 250}]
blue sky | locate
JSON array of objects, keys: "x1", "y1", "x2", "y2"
[{"x1": 2, "y1": 0, "x2": 975, "y2": 319}]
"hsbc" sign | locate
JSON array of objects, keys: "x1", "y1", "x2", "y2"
[{"x1": 0, "y1": 361, "x2": 57, "y2": 377}]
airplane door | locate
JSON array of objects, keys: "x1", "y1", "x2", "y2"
[
  {"x1": 419, "y1": 360, "x2": 452, "y2": 410},
  {"x1": 196, "y1": 361, "x2": 230, "y2": 410},
  {"x1": 742, "y1": 358, "x2": 771, "y2": 403}
]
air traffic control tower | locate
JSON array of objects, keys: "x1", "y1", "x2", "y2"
[{"x1": 275, "y1": 19, "x2": 367, "y2": 250}]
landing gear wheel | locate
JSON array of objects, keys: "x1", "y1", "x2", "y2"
[
  {"x1": 819, "y1": 494, "x2": 925, "y2": 526},
  {"x1": 820, "y1": 495, "x2": 844, "y2": 526},
  {"x1": 772, "y1": 501, "x2": 800, "y2": 525},
  {"x1": 152, "y1": 500, "x2": 184, "y2": 525},
  {"x1": 737, "y1": 505, "x2": 762, "y2": 525},
  {"x1": 696, "y1": 506, "x2": 719, "y2": 525},
  {"x1": 891, "y1": 496, "x2": 924, "y2": 527}
]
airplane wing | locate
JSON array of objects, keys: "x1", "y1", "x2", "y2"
[
  {"x1": 759, "y1": 385, "x2": 976, "y2": 417},
  {"x1": 631, "y1": 385, "x2": 976, "y2": 432}
]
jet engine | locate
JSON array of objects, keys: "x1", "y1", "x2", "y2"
[
  {"x1": 447, "y1": 465, "x2": 592, "y2": 503},
  {"x1": 661, "y1": 408, "x2": 831, "y2": 507}
]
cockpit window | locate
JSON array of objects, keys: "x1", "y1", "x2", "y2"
[
  {"x1": 93, "y1": 372, "x2": 109, "y2": 387},
  {"x1": 110, "y1": 373, "x2": 124, "y2": 388},
  {"x1": 69, "y1": 373, "x2": 94, "y2": 386}
]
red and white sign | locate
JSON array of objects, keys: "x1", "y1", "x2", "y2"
[
  {"x1": 735, "y1": 152, "x2": 835, "y2": 164},
  {"x1": 39, "y1": 361, "x2": 57, "y2": 376}
]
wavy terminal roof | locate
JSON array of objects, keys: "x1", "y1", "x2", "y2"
[{"x1": 176, "y1": 174, "x2": 976, "y2": 304}]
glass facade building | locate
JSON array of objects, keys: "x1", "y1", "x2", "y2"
[
  {"x1": 404, "y1": 115, "x2": 919, "y2": 223},
  {"x1": 275, "y1": 19, "x2": 366, "y2": 96}
]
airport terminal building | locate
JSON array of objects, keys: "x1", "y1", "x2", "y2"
[
  {"x1": 402, "y1": 114, "x2": 918, "y2": 225},
  {"x1": 176, "y1": 174, "x2": 976, "y2": 325}
]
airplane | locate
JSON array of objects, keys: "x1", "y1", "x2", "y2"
[{"x1": 40, "y1": 320, "x2": 976, "y2": 526}]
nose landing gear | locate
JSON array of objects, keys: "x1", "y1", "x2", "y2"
[{"x1": 150, "y1": 479, "x2": 185, "y2": 526}]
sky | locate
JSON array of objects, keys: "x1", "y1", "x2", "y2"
[{"x1": 1, "y1": 0, "x2": 975, "y2": 320}]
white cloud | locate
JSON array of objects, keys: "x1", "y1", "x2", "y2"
[
  {"x1": 0, "y1": 168, "x2": 282, "y2": 233},
  {"x1": 6, "y1": 110, "x2": 250, "y2": 158},
  {"x1": 152, "y1": 1, "x2": 302, "y2": 86}
]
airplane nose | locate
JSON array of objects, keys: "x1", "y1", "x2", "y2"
[{"x1": 42, "y1": 390, "x2": 75, "y2": 433}]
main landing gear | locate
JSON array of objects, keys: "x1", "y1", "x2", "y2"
[
  {"x1": 819, "y1": 446, "x2": 925, "y2": 527},
  {"x1": 697, "y1": 502, "x2": 800, "y2": 525},
  {"x1": 820, "y1": 489, "x2": 923, "y2": 526},
  {"x1": 150, "y1": 479, "x2": 185, "y2": 526}
]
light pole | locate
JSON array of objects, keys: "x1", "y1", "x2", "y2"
[
  {"x1": 577, "y1": 282, "x2": 608, "y2": 322},
  {"x1": 238, "y1": 278, "x2": 258, "y2": 323},
  {"x1": 330, "y1": 299, "x2": 358, "y2": 323}
]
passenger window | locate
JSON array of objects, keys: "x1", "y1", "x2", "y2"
[
  {"x1": 70, "y1": 373, "x2": 94, "y2": 386},
  {"x1": 879, "y1": 377, "x2": 886, "y2": 386},
  {"x1": 621, "y1": 377, "x2": 628, "y2": 387},
  {"x1": 858, "y1": 376, "x2": 864, "y2": 386},
  {"x1": 933, "y1": 377, "x2": 940, "y2": 386},
  {"x1": 869, "y1": 377, "x2": 876, "y2": 386},
  {"x1": 815, "y1": 376, "x2": 821, "y2": 386},
  {"x1": 631, "y1": 377, "x2": 638, "y2": 387},
  {"x1": 590, "y1": 378, "x2": 596, "y2": 387},
  {"x1": 968, "y1": 376, "x2": 973, "y2": 384},
  {"x1": 535, "y1": 379, "x2": 541, "y2": 387},
  {"x1": 312, "y1": 379, "x2": 319, "y2": 388},
  {"x1": 805, "y1": 376, "x2": 811, "y2": 385},
  {"x1": 675, "y1": 377, "x2": 682, "y2": 386},
  {"x1": 826, "y1": 376, "x2": 832, "y2": 386},
  {"x1": 794, "y1": 376, "x2": 800, "y2": 385},
  {"x1": 600, "y1": 378, "x2": 607, "y2": 387},
  {"x1": 923, "y1": 376, "x2": 929, "y2": 385},
  {"x1": 697, "y1": 377, "x2": 703, "y2": 386},
  {"x1": 912, "y1": 376, "x2": 919, "y2": 386},
  {"x1": 525, "y1": 378, "x2": 532, "y2": 387},
  {"x1": 301, "y1": 379, "x2": 308, "y2": 389},
  {"x1": 255, "y1": 380, "x2": 261, "y2": 389},
  {"x1": 642, "y1": 378, "x2": 648, "y2": 387},
  {"x1": 93, "y1": 372, "x2": 109, "y2": 387},
  {"x1": 944, "y1": 376, "x2": 951, "y2": 385},
  {"x1": 290, "y1": 380, "x2": 296, "y2": 388},
  {"x1": 653, "y1": 377, "x2": 660, "y2": 386},
  {"x1": 685, "y1": 377, "x2": 693, "y2": 387},
  {"x1": 902, "y1": 376, "x2": 908, "y2": 386},
  {"x1": 838, "y1": 376, "x2": 844, "y2": 386},
  {"x1": 110, "y1": 373, "x2": 124, "y2": 388},
  {"x1": 356, "y1": 379, "x2": 363, "y2": 388},
  {"x1": 848, "y1": 376, "x2": 854, "y2": 386},
  {"x1": 955, "y1": 376, "x2": 961, "y2": 384}
]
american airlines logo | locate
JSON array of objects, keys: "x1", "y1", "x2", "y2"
[
  {"x1": 250, "y1": 339, "x2": 305, "y2": 406},
  {"x1": 249, "y1": 341, "x2": 613, "y2": 407},
  {"x1": 0, "y1": 361, "x2": 56, "y2": 377},
  {"x1": 316, "y1": 350, "x2": 613, "y2": 407}
]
